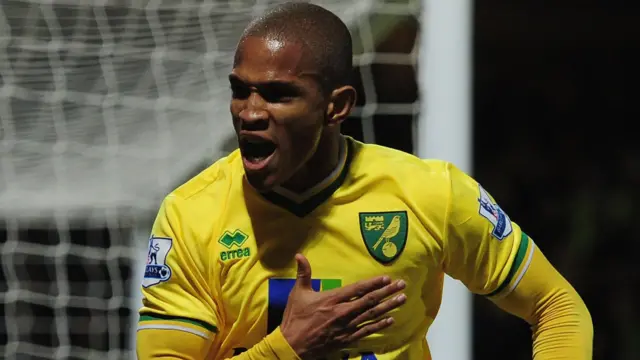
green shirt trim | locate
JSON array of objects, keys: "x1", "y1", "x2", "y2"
[
  {"x1": 139, "y1": 313, "x2": 218, "y2": 333},
  {"x1": 486, "y1": 232, "x2": 530, "y2": 297}
]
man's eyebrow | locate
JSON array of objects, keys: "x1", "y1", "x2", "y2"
[{"x1": 228, "y1": 74, "x2": 304, "y2": 91}]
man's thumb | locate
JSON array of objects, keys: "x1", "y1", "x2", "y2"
[{"x1": 294, "y1": 254, "x2": 312, "y2": 289}]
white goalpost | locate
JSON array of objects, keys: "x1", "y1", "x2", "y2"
[
  {"x1": 420, "y1": 0, "x2": 473, "y2": 359},
  {"x1": 0, "y1": 0, "x2": 471, "y2": 359}
]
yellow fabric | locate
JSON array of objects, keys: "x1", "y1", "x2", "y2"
[
  {"x1": 136, "y1": 136, "x2": 588, "y2": 359},
  {"x1": 137, "y1": 326, "x2": 212, "y2": 360},
  {"x1": 137, "y1": 327, "x2": 299, "y2": 360},
  {"x1": 441, "y1": 162, "x2": 530, "y2": 297},
  {"x1": 230, "y1": 327, "x2": 300, "y2": 360},
  {"x1": 491, "y1": 245, "x2": 593, "y2": 359},
  {"x1": 139, "y1": 195, "x2": 221, "y2": 333},
  {"x1": 138, "y1": 316, "x2": 216, "y2": 339}
]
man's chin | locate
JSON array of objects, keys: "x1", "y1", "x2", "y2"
[{"x1": 245, "y1": 172, "x2": 278, "y2": 193}]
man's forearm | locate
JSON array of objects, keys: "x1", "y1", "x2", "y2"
[
  {"x1": 492, "y1": 245, "x2": 593, "y2": 359},
  {"x1": 227, "y1": 327, "x2": 300, "y2": 360},
  {"x1": 137, "y1": 327, "x2": 299, "y2": 360},
  {"x1": 529, "y1": 283, "x2": 593, "y2": 359}
]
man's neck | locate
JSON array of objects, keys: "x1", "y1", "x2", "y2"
[{"x1": 280, "y1": 133, "x2": 343, "y2": 194}]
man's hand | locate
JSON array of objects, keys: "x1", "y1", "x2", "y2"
[{"x1": 280, "y1": 254, "x2": 407, "y2": 359}]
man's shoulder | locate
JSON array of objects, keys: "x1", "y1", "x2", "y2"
[
  {"x1": 350, "y1": 138, "x2": 453, "y2": 182},
  {"x1": 349, "y1": 139, "x2": 460, "y2": 219},
  {"x1": 167, "y1": 149, "x2": 243, "y2": 205}
]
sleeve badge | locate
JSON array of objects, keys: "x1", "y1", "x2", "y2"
[
  {"x1": 142, "y1": 236, "x2": 173, "y2": 288},
  {"x1": 478, "y1": 185, "x2": 513, "y2": 240}
]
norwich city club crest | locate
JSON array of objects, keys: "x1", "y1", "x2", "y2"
[{"x1": 359, "y1": 211, "x2": 408, "y2": 264}]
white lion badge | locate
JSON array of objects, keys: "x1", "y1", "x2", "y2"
[
  {"x1": 478, "y1": 186, "x2": 513, "y2": 240},
  {"x1": 142, "y1": 236, "x2": 173, "y2": 288}
]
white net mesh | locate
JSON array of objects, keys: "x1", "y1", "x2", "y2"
[{"x1": 0, "y1": 0, "x2": 419, "y2": 358}]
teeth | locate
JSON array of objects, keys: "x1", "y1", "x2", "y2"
[{"x1": 246, "y1": 156, "x2": 266, "y2": 163}]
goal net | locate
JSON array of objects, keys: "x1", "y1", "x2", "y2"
[{"x1": 0, "y1": 0, "x2": 419, "y2": 358}]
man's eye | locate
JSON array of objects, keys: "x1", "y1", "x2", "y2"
[
  {"x1": 231, "y1": 85, "x2": 250, "y2": 99},
  {"x1": 261, "y1": 91, "x2": 293, "y2": 103},
  {"x1": 260, "y1": 87, "x2": 298, "y2": 103}
]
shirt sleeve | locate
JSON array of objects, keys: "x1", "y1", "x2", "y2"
[
  {"x1": 442, "y1": 163, "x2": 534, "y2": 297},
  {"x1": 137, "y1": 326, "x2": 213, "y2": 360},
  {"x1": 490, "y1": 245, "x2": 593, "y2": 359},
  {"x1": 138, "y1": 194, "x2": 221, "y2": 342}
]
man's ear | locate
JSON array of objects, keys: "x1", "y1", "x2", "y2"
[{"x1": 326, "y1": 85, "x2": 357, "y2": 126}]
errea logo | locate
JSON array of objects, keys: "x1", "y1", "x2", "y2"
[{"x1": 218, "y1": 230, "x2": 251, "y2": 261}]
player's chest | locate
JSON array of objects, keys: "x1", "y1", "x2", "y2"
[
  {"x1": 214, "y1": 203, "x2": 429, "y2": 290},
  {"x1": 216, "y1": 194, "x2": 430, "y2": 269},
  {"x1": 211, "y1": 207, "x2": 437, "y2": 357}
]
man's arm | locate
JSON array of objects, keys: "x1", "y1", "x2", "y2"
[
  {"x1": 489, "y1": 244, "x2": 593, "y2": 359},
  {"x1": 137, "y1": 326, "x2": 298, "y2": 360},
  {"x1": 435, "y1": 162, "x2": 593, "y2": 359},
  {"x1": 137, "y1": 327, "x2": 212, "y2": 360},
  {"x1": 137, "y1": 195, "x2": 221, "y2": 359}
]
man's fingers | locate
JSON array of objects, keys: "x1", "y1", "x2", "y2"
[
  {"x1": 333, "y1": 276, "x2": 395, "y2": 302},
  {"x1": 343, "y1": 317, "x2": 396, "y2": 343},
  {"x1": 294, "y1": 253, "x2": 312, "y2": 289},
  {"x1": 347, "y1": 293, "x2": 406, "y2": 328},
  {"x1": 346, "y1": 279, "x2": 406, "y2": 314}
]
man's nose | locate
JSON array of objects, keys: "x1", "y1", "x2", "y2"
[{"x1": 239, "y1": 92, "x2": 269, "y2": 129}]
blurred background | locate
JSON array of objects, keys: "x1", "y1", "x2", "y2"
[{"x1": 0, "y1": 0, "x2": 637, "y2": 359}]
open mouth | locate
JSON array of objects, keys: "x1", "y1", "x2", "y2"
[{"x1": 239, "y1": 137, "x2": 277, "y2": 170}]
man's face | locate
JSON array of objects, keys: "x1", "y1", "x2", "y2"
[{"x1": 229, "y1": 36, "x2": 326, "y2": 192}]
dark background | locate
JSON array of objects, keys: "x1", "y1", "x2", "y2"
[{"x1": 472, "y1": 2, "x2": 638, "y2": 359}]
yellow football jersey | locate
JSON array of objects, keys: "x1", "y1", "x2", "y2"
[{"x1": 139, "y1": 136, "x2": 534, "y2": 360}]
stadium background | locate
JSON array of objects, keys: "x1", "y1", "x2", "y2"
[{"x1": 1, "y1": 0, "x2": 637, "y2": 359}]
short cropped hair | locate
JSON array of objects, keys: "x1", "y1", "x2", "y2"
[{"x1": 237, "y1": 2, "x2": 353, "y2": 92}]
